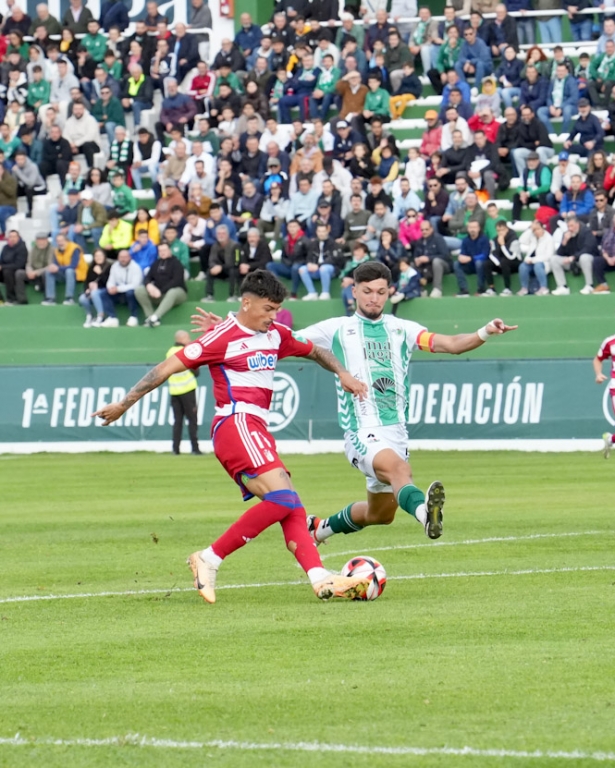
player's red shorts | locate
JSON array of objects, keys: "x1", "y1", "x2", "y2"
[{"x1": 212, "y1": 413, "x2": 288, "y2": 500}]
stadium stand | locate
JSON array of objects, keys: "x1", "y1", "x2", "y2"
[{"x1": 1, "y1": 0, "x2": 615, "y2": 330}]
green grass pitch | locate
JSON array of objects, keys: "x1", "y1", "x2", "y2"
[{"x1": 1, "y1": 451, "x2": 614, "y2": 768}]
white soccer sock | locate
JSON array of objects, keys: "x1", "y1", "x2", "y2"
[
  {"x1": 316, "y1": 519, "x2": 336, "y2": 541},
  {"x1": 200, "y1": 546, "x2": 222, "y2": 568},
  {"x1": 307, "y1": 567, "x2": 330, "y2": 585},
  {"x1": 414, "y1": 503, "x2": 427, "y2": 526}
]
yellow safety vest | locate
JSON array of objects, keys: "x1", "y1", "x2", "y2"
[{"x1": 166, "y1": 345, "x2": 198, "y2": 396}]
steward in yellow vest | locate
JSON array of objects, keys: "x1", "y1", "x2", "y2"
[{"x1": 166, "y1": 330, "x2": 202, "y2": 455}]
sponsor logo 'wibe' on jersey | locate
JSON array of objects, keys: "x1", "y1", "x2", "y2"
[
  {"x1": 598, "y1": 335, "x2": 615, "y2": 391},
  {"x1": 299, "y1": 313, "x2": 435, "y2": 431},
  {"x1": 175, "y1": 314, "x2": 314, "y2": 422}
]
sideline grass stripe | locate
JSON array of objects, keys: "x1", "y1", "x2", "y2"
[
  {"x1": 321, "y1": 530, "x2": 610, "y2": 561},
  {"x1": 1, "y1": 564, "x2": 614, "y2": 605},
  {"x1": 1, "y1": 734, "x2": 615, "y2": 761}
]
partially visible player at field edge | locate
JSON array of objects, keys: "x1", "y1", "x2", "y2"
[
  {"x1": 193, "y1": 262, "x2": 517, "y2": 546},
  {"x1": 594, "y1": 333, "x2": 615, "y2": 458},
  {"x1": 93, "y1": 270, "x2": 371, "y2": 604}
]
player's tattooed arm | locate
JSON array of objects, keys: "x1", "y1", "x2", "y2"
[
  {"x1": 92, "y1": 357, "x2": 188, "y2": 426},
  {"x1": 308, "y1": 345, "x2": 368, "y2": 399}
]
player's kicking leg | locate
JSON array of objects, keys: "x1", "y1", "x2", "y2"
[
  {"x1": 188, "y1": 415, "x2": 369, "y2": 603},
  {"x1": 309, "y1": 445, "x2": 445, "y2": 544}
]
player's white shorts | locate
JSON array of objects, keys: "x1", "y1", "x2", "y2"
[{"x1": 344, "y1": 423, "x2": 409, "y2": 494}]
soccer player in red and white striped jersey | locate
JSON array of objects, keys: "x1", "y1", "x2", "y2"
[
  {"x1": 93, "y1": 270, "x2": 371, "y2": 603},
  {"x1": 595, "y1": 334, "x2": 615, "y2": 458}
]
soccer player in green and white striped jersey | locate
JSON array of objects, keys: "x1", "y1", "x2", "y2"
[
  {"x1": 298, "y1": 262, "x2": 517, "y2": 544},
  {"x1": 191, "y1": 262, "x2": 517, "y2": 544}
]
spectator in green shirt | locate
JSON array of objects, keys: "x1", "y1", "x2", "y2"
[
  {"x1": 26, "y1": 65, "x2": 50, "y2": 110},
  {"x1": 363, "y1": 73, "x2": 391, "y2": 128},
  {"x1": 82, "y1": 19, "x2": 108, "y2": 63},
  {"x1": 110, "y1": 170, "x2": 136, "y2": 216},
  {"x1": 102, "y1": 49, "x2": 123, "y2": 82},
  {"x1": 0, "y1": 123, "x2": 22, "y2": 163},
  {"x1": 164, "y1": 225, "x2": 191, "y2": 274},
  {"x1": 92, "y1": 85, "x2": 125, "y2": 143},
  {"x1": 309, "y1": 54, "x2": 340, "y2": 120}
]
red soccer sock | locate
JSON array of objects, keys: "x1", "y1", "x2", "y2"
[
  {"x1": 211, "y1": 498, "x2": 291, "y2": 560},
  {"x1": 280, "y1": 506, "x2": 323, "y2": 573}
]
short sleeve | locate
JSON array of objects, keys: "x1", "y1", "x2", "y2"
[
  {"x1": 597, "y1": 338, "x2": 613, "y2": 361},
  {"x1": 399, "y1": 319, "x2": 433, "y2": 353},
  {"x1": 276, "y1": 323, "x2": 314, "y2": 359},
  {"x1": 296, "y1": 318, "x2": 341, "y2": 350},
  {"x1": 175, "y1": 332, "x2": 227, "y2": 370}
]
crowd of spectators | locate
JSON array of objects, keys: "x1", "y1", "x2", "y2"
[{"x1": 1, "y1": 0, "x2": 615, "y2": 325}]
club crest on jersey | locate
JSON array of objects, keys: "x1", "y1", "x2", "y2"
[
  {"x1": 247, "y1": 352, "x2": 278, "y2": 371},
  {"x1": 183, "y1": 342, "x2": 203, "y2": 360}
]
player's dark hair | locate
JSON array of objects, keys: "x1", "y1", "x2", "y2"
[
  {"x1": 354, "y1": 262, "x2": 392, "y2": 286},
  {"x1": 240, "y1": 269, "x2": 288, "y2": 303}
]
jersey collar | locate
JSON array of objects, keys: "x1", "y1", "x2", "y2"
[{"x1": 355, "y1": 311, "x2": 385, "y2": 325}]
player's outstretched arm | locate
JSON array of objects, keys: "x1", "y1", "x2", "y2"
[
  {"x1": 307, "y1": 344, "x2": 369, "y2": 400},
  {"x1": 594, "y1": 355, "x2": 608, "y2": 384},
  {"x1": 191, "y1": 306, "x2": 223, "y2": 334},
  {"x1": 432, "y1": 318, "x2": 518, "y2": 355},
  {"x1": 92, "y1": 356, "x2": 188, "y2": 426}
]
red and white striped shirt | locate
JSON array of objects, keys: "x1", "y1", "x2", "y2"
[
  {"x1": 597, "y1": 335, "x2": 615, "y2": 392},
  {"x1": 175, "y1": 314, "x2": 314, "y2": 422}
]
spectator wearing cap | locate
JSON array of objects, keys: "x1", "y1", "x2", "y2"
[
  {"x1": 99, "y1": 209, "x2": 134, "y2": 259},
  {"x1": 335, "y1": 70, "x2": 368, "y2": 123},
  {"x1": 332, "y1": 120, "x2": 364, "y2": 168},
  {"x1": 155, "y1": 180, "x2": 188, "y2": 224},
  {"x1": 16, "y1": 231, "x2": 54, "y2": 300},
  {"x1": 121, "y1": 63, "x2": 154, "y2": 127},
  {"x1": 0, "y1": 230, "x2": 28, "y2": 305},
  {"x1": 455, "y1": 25, "x2": 492, "y2": 85},
  {"x1": 107, "y1": 171, "x2": 136, "y2": 218},
  {"x1": 307, "y1": 199, "x2": 344, "y2": 239},
  {"x1": 548, "y1": 151, "x2": 583, "y2": 208},
  {"x1": 71, "y1": 188, "x2": 108, "y2": 250},
  {"x1": 262, "y1": 156, "x2": 290, "y2": 196},
  {"x1": 537, "y1": 62, "x2": 578, "y2": 136},
  {"x1": 562, "y1": 99, "x2": 605, "y2": 158},
  {"x1": 62, "y1": 100, "x2": 101, "y2": 169},
  {"x1": 512, "y1": 152, "x2": 552, "y2": 220},
  {"x1": 11, "y1": 149, "x2": 46, "y2": 218},
  {"x1": 42, "y1": 232, "x2": 86, "y2": 305}
]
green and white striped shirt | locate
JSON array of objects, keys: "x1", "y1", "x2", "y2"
[{"x1": 300, "y1": 313, "x2": 428, "y2": 431}]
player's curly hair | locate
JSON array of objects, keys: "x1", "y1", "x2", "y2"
[
  {"x1": 240, "y1": 269, "x2": 288, "y2": 303},
  {"x1": 354, "y1": 262, "x2": 392, "y2": 286}
]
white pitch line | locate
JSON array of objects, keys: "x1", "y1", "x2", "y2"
[
  {"x1": 1, "y1": 734, "x2": 615, "y2": 761},
  {"x1": 1, "y1": 564, "x2": 614, "y2": 606},
  {"x1": 320, "y1": 530, "x2": 610, "y2": 561}
]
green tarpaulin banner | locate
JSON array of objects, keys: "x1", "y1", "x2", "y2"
[{"x1": 1, "y1": 359, "x2": 611, "y2": 444}]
